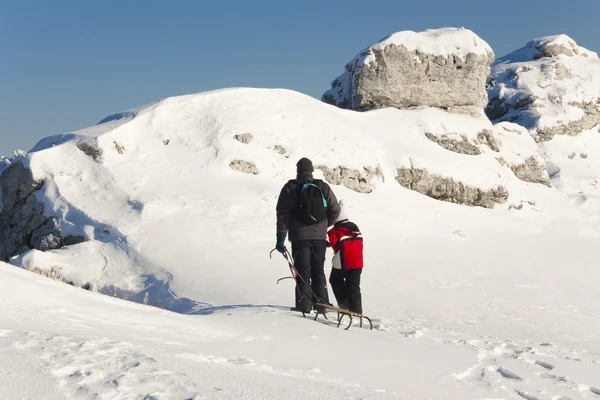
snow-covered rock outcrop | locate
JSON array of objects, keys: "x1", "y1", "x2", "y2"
[
  {"x1": 323, "y1": 28, "x2": 494, "y2": 115},
  {"x1": 486, "y1": 35, "x2": 600, "y2": 141},
  {"x1": 0, "y1": 161, "x2": 67, "y2": 262},
  {"x1": 321, "y1": 27, "x2": 548, "y2": 195},
  {"x1": 487, "y1": 35, "x2": 600, "y2": 211}
]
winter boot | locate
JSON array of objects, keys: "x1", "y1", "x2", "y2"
[{"x1": 337, "y1": 301, "x2": 349, "y2": 311}]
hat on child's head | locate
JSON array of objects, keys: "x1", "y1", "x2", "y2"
[{"x1": 334, "y1": 199, "x2": 348, "y2": 224}]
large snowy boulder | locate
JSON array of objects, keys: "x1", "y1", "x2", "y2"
[
  {"x1": 323, "y1": 28, "x2": 494, "y2": 115},
  {"x1": 486, "y1": 35, "x2": 600, "y2": 141}
]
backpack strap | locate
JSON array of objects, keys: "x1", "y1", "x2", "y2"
[
  {"x1": 310, "y1": 179, "x2": 327, "y2": 207},
  {"x1": 299, "y1": 181, "x2": 327, "y2": 208}
]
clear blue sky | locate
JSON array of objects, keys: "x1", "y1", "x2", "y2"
[{"x1": 1, "y1": 0, "x2": 599, "y2": 155}]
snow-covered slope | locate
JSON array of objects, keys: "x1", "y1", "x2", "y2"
[
  {"x1": 3, "y1": 242, "x2": 600, "y2": 400},
  {"x1": 2, "y1": 88, "x2": 556, "y2": 305},
  {"x1": 1, "y1": 87, "x2": 600, "y2": 399}
]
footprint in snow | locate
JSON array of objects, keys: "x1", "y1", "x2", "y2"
[
  {"x1": 515, "y1": 389, "x2": 540, "y2": 400},
  {"x1": 371, "y1": 317, "x2": 425, "y2": 338},
  {"x1": 452, "y1": 229, "x2": 467, "y2": 240},
  {"x1": 539, "y1": 372, "x2": 569, "y2": 384},
  {"x1": 497, "y1": 366, "x2": 522, "y2": 380},
  {"x1": 9, "y1": 332, "x2": 199, "y2": 399},
  {"x1": 534, "y1": 360, "x2": 555, "y2": 370}
]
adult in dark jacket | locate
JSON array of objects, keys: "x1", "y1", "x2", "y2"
[{"x1": 276, "y1": 157, "x2": 340, "y2": 313}]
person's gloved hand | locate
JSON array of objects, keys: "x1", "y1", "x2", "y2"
[{"x1": 276, "y1": 232, "x2": 287, "y2": 254}]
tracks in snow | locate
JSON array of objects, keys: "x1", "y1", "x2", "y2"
[
  {"x1": 365, "y1": 312, "x2": 600, "y2": 399},
  {"x1": 442, "y1": 333, "x2": 600, "y2": 399},
  {"x1": 0, "y1": 330, "x2": 199, "y2": 399}
]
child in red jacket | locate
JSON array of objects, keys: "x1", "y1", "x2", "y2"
[{"x1": 327, "y1": 200, "x2": 364, "y2": 314}]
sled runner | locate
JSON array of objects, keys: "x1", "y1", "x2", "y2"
[
  {"x1": 271, "y1": 248, "x2": 372, "y2": 330},
  {"x1": 314, "y1": 302, "x2": 372, "y2": 330},
  {"x1": 295, "y1": 294, "x2": 372, "y2": 330}
]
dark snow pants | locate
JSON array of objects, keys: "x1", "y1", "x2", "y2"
[
  {"x1": 291, "y1": 240, "x2": 329, "y2": 312},
  {"x1": 329, "y1": 268, "x2": 362, "y2": 314}
]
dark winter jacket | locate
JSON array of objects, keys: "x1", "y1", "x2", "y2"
[
  {"x1": 327, "y1": 220, "x2": 364, "y2": 270},
  {"x1": 276, "y1": 172, "x2": 340, "y2": 242}
]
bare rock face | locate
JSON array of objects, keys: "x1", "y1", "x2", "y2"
[
  {"x1": 30, "y1": 219, "x2": 63, "y2": 251},
  {"x1": 76, "y1": 142, "x2": 103, "y2": 160},
  {"x1": 536, "y1": 101, "x2": 600, "y2": 141},
  {"x1": 532, "y1": 36, "x2": 578, "y2": 59},
  {"x1": 0, "y1": 162, "x2": 65, "y2": 261},
  {"x1": 114, "y1": 141, "x2": 125, "y2": 154},
  {"x1": 315, "y1": 165, "x2": 384, "y2": 193},
  {"x1": 552, "y1": 63, "x2": 573, "y2": 80},
  {"x1": 229, "y1": 160, "x2": 259, "y2": 175},
  {"x1": 323, "y1": 28, "x2": 494, "y2": 115},
  {"x1": 424, "y1": 129, "x2": 500, "y2": 155},
  {"x1": 274, "y1": 145, "x2": 287, "y2": 155},
  {"x1": 30, "y1": 265, "x2": 62, "y2": 280},
  {"x1": 395, "y1": 167, "x2": 508, "y2": 208},
  {"x1": 424, "y1": 133, "x2": 481, "y2": 155},
  {"x1": 476, "y1": 129, "x2": 501, "y2": 152},
  {"x1": 233, "y1": 133, "x2": 254, "y2": 144},
  {"x1": 490, "y1": 123, "x2": 551, "y2": 186},
  {"x1": 510, "y1": 156, "x2": 551, "y2": 186}
]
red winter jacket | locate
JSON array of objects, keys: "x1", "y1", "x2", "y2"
[{"x1": 327, "y1": 220, "x2": 363, "y2": 270}]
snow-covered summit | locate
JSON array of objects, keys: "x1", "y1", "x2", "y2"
[
  {"x1": 487, "y1": 35, "x2": 600, "y2": 140},
  {"x1": 498, "y1": 35, "x2": 595, "y2": 64},
  {"x1": 487, "y1": 35, "x2": 600, "y2": 217},
  {"x1": 358, "y1": 27, "x2": 493, "y2": 66}
]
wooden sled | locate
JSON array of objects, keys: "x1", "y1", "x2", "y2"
[{"x1": 312, "y1": 302, "x2": 373, "y2": 330}]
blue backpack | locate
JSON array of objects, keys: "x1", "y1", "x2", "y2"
[{"x1": 295, "y1": 179, "x2": 328, "y2": 225}]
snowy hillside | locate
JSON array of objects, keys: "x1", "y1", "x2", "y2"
[
  {"x1": 0, "y1": 87, "x2": 599, "y2": 399},
  {"x1": 3, "y1": 229, "x2": 600, "y2": 400},
  {"x1": 0, "y1": 88, "x2": 557, "y2": 306}
]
